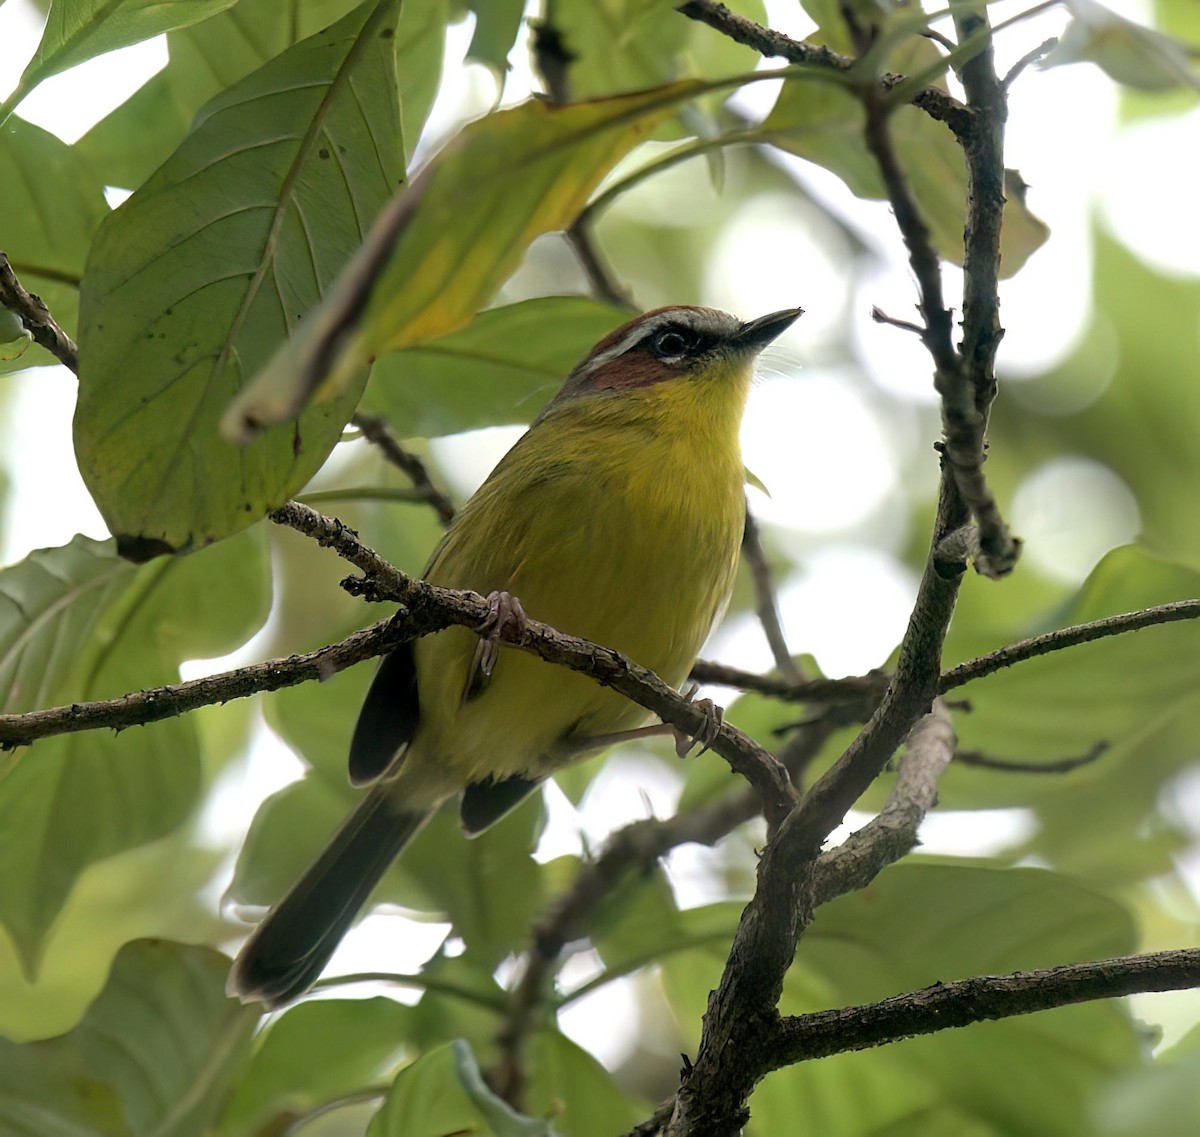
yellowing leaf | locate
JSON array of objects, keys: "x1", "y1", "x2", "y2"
[
  {"x1": 760, "y1": 76, "x2": 1049, "y2": 278},
  {"x1": 222, "y1": 80, "x2": 706, "y2": 441}
]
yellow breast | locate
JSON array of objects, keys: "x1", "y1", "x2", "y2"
[{"x1": 409, "y1": 360, "x2": 752, "y2": 787}]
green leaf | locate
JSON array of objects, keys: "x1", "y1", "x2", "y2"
[
  {"x1": 0, "y1": 832, "x2": 228, "y2": 1042},
  {"x1": 759, "y1": 76, "x2": 1049, "y2": 278},
  {"x1": 465, "y1": 0, "x2": 525, "y2": 74},
  {"x1": 575, "y1": 885, "x2": 743, "y2": 1005},
  {"x1": 937, "y1": 547, "x2": 1200, "y2": 833},
  {"x1": 0, "y1": 118, "x2": 108, "y2": 373},
  {"x1": 0, "y1": 308, "x2": 30, "y2": 361},
  {"x1": 555, "y1": 0, "x2": 687, "y2": 99},
  {"x1": 661, "y1": 863, "x2": 1141, "y2": 1137},
  {"x1": 453, "y1": 1038, "x2": 553, "y2": 1137},
  {"x1": 364, "y1": 297, "x2": 629, "y2": 437},
  {"x1": 1098, "y1": 1027, "x2": 1200, "y2": 1137},
  {"x1": 525, "y1": 1030, "x2": 646, "y2": 1137},
  {"x1": 218, "y1": 998, "x2": 411, "y2": 1137},
  {"x1": 74, "y1": 0, "x2": 407, "y2": 557},
  {"x1": 0, "y1": 940, "x2": 259, "y2": 1137},
  {"x1": 396, "y1": 795, "x2": 547, "y2": 969},
  {"x1": 0, "y1": 529, "x2": 268, "y2": 973},
  {"x1": 0, "y1": 0, "x2": 238, "y2": 125},
  {"x1": 75, "y1": 0, "x2": 446, "y2": 190},
  {"x1": 223, "y1": 79, "x2": 706, "y2": 438},
  {"x1": 368, "y1": 1040, "x2": 492, "y2": 1137}
]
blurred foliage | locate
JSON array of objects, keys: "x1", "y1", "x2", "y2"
[{"x1": 1, "y1": 0, "x2": 1199, "y2": 1133}]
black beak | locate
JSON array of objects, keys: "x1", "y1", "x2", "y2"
[{"x1": 733, "y1": 307, "x2": 803, "y2": 352}]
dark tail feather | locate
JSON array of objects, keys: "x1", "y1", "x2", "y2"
[{"x1": 227, "y1": 788, "x2": 431, "y2": 1008}]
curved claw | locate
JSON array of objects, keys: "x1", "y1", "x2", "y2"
[
  {"x1": 673, "y1": 682, "x2": 725, "y2": 758},
  {"x1": 473, "y1": 590, "x2": 529, "y2": 680}
]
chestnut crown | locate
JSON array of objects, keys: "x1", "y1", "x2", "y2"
[{"x1": 552, "y1": 305, "x2": 802, "y2": 406}]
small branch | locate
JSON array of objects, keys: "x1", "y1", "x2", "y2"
[
  {"x1": 0, "y1": 617, "x2": 405, "y2": 748},
  {"x1": 774, "y1": 947, "x2": 1200, "y2": 1065},
  {"x1": 677, "y1": 0, "x2": 974, "y2": 138},
  {"x1": 871, "y1": 305, "x2": 926, "y2": 336},
  {"x1": 948, "y1": 1, "x2": 1019, "y2": 578},
  {"x1": 351, "y1": 413, "x2": 456, "y2": 527},
  {"x1": 531, "y1": 8, "x2": 577, "y2": 105},
  {"x1": 0, "y1": 252, "x2": 79, "y2": 372},
  {"x1": 493, "y1": 789, "x2": 764, "y2": 1104},
  {"x1": 860, "y1": 84, "x2": 957, "y2": 379},
  {"x1": 494, "y1": 713, "x2": 842, "y2": 1106},
  {"x1": 532, "y1": 2, "x2": 637, "y2": 312},
  {"x1": 271, "y1": 502, "x2": 797, "y2": 825},
  {"x1": 689, "y1": 661, "x2": 889, "y2": 704},
  {"x1": 565, "y1": 221, "x2": 638, "y2": 311},
  {"x1": 955, "y1": 740, "x2": 1108, "y2": 774},
  {"x1": 1003, "y1": 36, "x2": 1059, "y2": 88},
  {"x1": 810, "y1": 700, "x2": 955, "y2": 902},
  {"x1": 741, "y1": 510, "x2": 800, "y2": 680},
  {"x1": 939, "y1": 600, "x2": 1200, "y2": 693}
]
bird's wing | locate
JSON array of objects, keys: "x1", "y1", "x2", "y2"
[{"x1": 347, "y1": 638, "x2": 420, "y2": 785}]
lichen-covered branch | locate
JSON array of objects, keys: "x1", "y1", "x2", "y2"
[{"x1": 0, "y1": 252, "x2": 79, "y2": 372}]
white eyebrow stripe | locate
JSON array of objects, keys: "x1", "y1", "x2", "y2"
[
  {"x1": 577, "y1": 308, "x2": 736, "y2": 377},
  {"x1": 580, "y1": 313, "x2": 674, "y2": 373}
]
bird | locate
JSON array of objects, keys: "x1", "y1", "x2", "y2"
[{"x1": 228, "y1": 303, "x2": 802, "y2": 1006}]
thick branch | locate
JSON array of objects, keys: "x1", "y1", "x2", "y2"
[
  {"x1": 943, "y1": 2, "x2": 1019, "y2": 577},
  {"x1": 0, "y1": 252, "x2": 79, "y2": 372},
  {"x1": 774, "y1": 947, "x2": 1200, "y2": 1065}
]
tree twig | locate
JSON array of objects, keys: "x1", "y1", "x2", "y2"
[
  {"x1": 741, "y1": 509, "x2": 801, "y2": 680},
  {"x1": 677, "y1": 0, "x2": 974, "y2": 138},
  {"x1": 809, "y1": 700, "x2": 955, "y2": 902},
  {"x1": 947, "y1": 1, "x2": 1019, "y2": 578},
  {"x1": 1003, "y1": 36, "x2": 1059, "y2": 88},
  {"x1": 494, "y1": 712, "x2": 843, "y2": 1106},
  {"x1": 351, "y1": 413, "x2": 456, "y2": 527},
  {"x1": 565, "y1": 221, "x2": 638, "y2": 311},
  {"x1": 774, "y1": 947, "x2": 1200, "y2": 1064},
  {"x1": 493, "y1": 790, "x2": 764, "y2": 1105},
  {"x1": 0, "y1": 617, "x2": 406, "y2": 748},
  {"x1": 689, "y1": 661, "x2": 888, "y2": 703},
  {"x1": 0, "y1": 252, "x2": 79, "y2": 372},
  {"x1": 939, "y1": 600, "x2": 1200, "y2": 693},
  {"x1": 955, "y1": 740, "x2": 1108, "y2": 774}
]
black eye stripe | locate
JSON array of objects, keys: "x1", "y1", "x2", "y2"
[{"x1": 646, "y1": 325, "x2": 711, "y2": 360}]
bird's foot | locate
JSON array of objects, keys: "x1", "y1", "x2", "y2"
[
  {"x1": 673, "y1": 682, "x2": 724, "y2": 758},
  {"x1": 474, "y1": 590, "x2": 529, "y2": 679}
]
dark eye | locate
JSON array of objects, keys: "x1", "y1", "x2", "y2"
[{"x1": 650, "y1": 328, "x2": 695, "y2": 359}]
